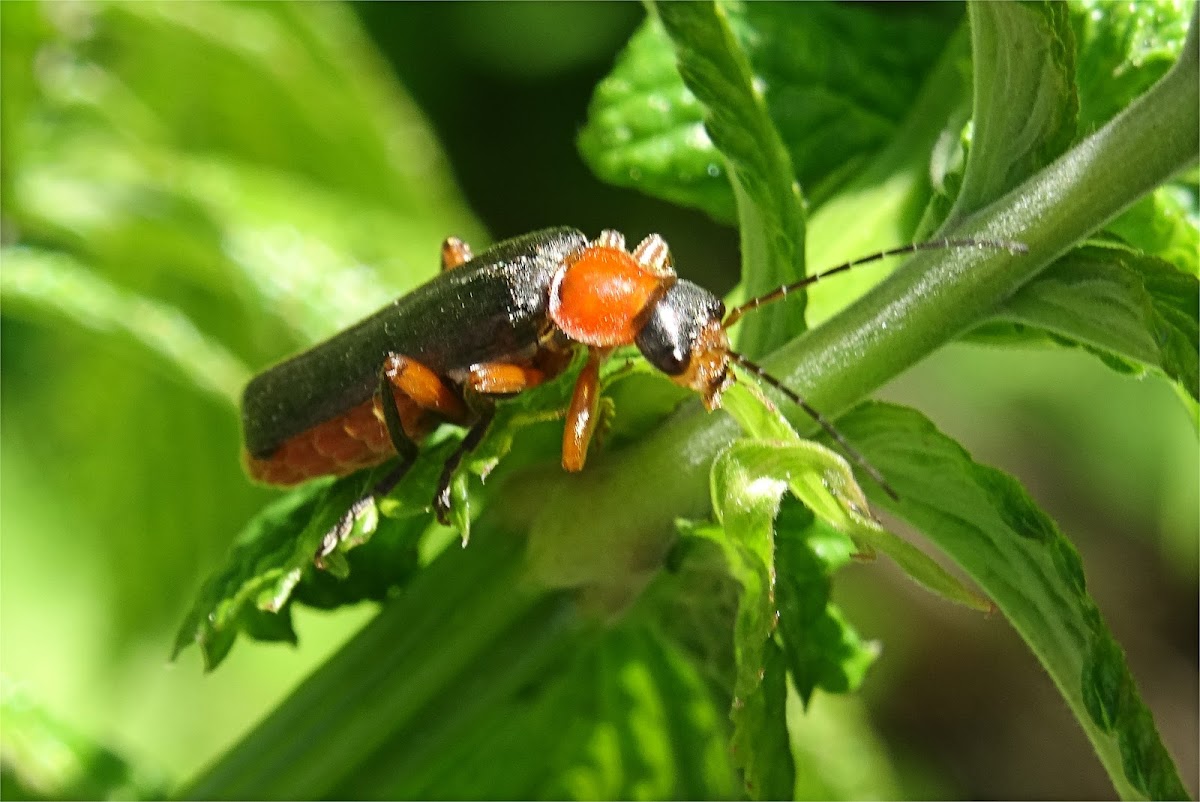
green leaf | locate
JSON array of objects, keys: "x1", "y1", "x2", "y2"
[
  {"x1": 0, "y1": 679, "x2": 169, "y2": 801},
  {"x1": 737, "y1": 639, "x2": 795, "y2": 801},
  {"x1": 691, "y1": 466, "x2": 879, "y2": 800},
  {"x1": 721, "y1": 382, "x2": 991, "y2": 612},
  {"x1": 944, "y1": 0, "x2": 1078, "y2": 226},
  {"x1": 744, "y1": 4, "x2": 960, "y2": 205},
  {"x1": 701, "y1": 381, "x2": 979, "y2": 797},
  {"x1": 802, "y1": 27, "x2": 972, "y2": 327},
  {"x1": 640, "y1": 532, "x2": 741, "y2": 694},
  {"x1": 534, "y1": 623, "x2": 738, "y2": 801},
  {"x1": 7, "y1": 0, "x2": 483, "y2": 348},
  {"x1": 172, "y1": 461, "x2": 431, "y2": 670},
  {"x1": 0, "y1": 2, "x2": 46, "y2": 211},
  {"x1": 186, "y1": 527, "x2": 728, "y2": 801},
  {"x1": 0, "y1": 248, "x2": 249, "y2": 405},
  {"x1": 993, "y1": 243, "x2": 1200, "y2": 399},
  {"x1": 1106, "y1": 183, "x2": 1200, "y2": 277},
  {"x1": 579, "y1": 3, "x2": 959, "y2": 223},
  {"x1": 184, "y1": 529, "x2": 556, "y2": 799},
  {"x1": 700, "y1": 456, "x2": 777, "y2": 691},
  {"x1": 583, "y1": 3, "x2": 967, "y2": 345},
  {"x1": 941, "y1": 1, "x2": 1198, "y2": 405},
  {"x1": 77, "y1": 2, "x2": 468, "y2": 216},
  {"x1": 578, "y1": 18, "x2": 737, "y2": 223},
  {"x1": 12, "y1": 146, "x2": 443, "y2": 350},
  {"x1": 760, "y1": 11, "x2": 1197, "y2": 438},
  {"x1": 1071, "y1": 0, "x2": 1196, "y2": 132},
  {"x1": 839, "y1": 401, "x2": 1189, "y2": 800},
  {"x1": 652, "y1": 0, "x2": 806, "y2": 357},
  {"x1": 774, "y1": 502, "x2": 878, "y2": 705},
  {"x1": 701, "y1": 457, "x2": 788, "y2": 799},
  {"x1": 934, "y1": 1, "x2": 1196, "y2": 272},
  {"x1": 682, "y1": 516, "x2": 793, "y2": 802}
]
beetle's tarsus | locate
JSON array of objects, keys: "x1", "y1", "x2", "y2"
[
  {"x1": 317, "y1": 509, "x2": 355, "y2": 562},
  {"x1": 434, "y1": 484, "x2": 453, "y2": 526},
  {"x1": 314, "y1": 456, "x2": 416, "y2": 566},
  {"x1": 432, "y1": 406, "x2": 497, "y2": 528}
]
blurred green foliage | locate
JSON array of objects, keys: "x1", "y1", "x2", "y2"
[
  {"x1": 1, "y1": 0, "x2": 482, "y2": 789},
  {"x1": 1, "y1": 1, "x2": 1196, "y2": 800}
]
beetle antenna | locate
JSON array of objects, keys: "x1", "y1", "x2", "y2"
[
  {"x1": 727, "y1": 350, "x2": 900, "y2": 501},
  {"x1": 723, "y1": 237, "x2": 1028, "y2": 329}
]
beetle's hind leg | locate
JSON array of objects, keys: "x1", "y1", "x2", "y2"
[
  {"x1": 316, "y1": 355, "x2": 469, "y2": 562},
  {"x1": 316, "y1": 452, "x2": 416, "y2": 564}
]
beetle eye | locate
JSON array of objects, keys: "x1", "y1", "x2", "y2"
[
  {"x1": 635, "y1": 302, "x2": 690, "y2": 376},
  {"x1": 650, "y1": 343, "x2": 688, "y2": 375}
]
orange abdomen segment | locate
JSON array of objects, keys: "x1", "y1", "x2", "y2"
[{"x1": 245, "y1": 392, "x2": 434, "y2": 486}]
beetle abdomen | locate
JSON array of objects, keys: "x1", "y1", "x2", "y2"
[
  {"x1": 245, "y1": 398, "x2": 389, "y2": 485},
  {"x1": 241, "y1": 227, "x2": 588, "y2": 461},
  {"x1": 245, "y1": 387, "x2": 441, "y2": 485}
]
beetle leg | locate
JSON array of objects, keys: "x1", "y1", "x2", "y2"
[
  {"x1": 434, "y1": 358, "x2": 570, "y2": 524},
  {"x1": 465, "y1": 362, "x2": 547, "y2": 395},
  {"x1": 428, "y1": 359, "x2": 568, "y2": 525},
  {"x1": 383, "y1": 354, "x2": 470, "y2": 426},
  {"x1": 316, "y1": 455, "x2": 417, "y2": 565},
  {"x1": 433, "y1": 405, "x2": 496, "y2": 525},
  {"x1": 595, "y1": 229, "x2": 625, "y2": 250},
  {"x1": 562, "y1": 346, "x2": 610, "y2": 472},
  {"x1": 429, "y1": 362, "x2": 539, "y2": 521},
  {"x1": 440, "y1": 236, "x2": 474, "y2": 271},
  {"x1": 317, "y1": 356, "x2": 470, "y2": 563},
  {"x1": 631, "y1": 233, "x2": 673, "y2": 275},
  {"x1": 316, "y1": 366, "x2": 424, "y2": 563}
]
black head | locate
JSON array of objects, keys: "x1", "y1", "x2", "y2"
[
  {"x1": 635, "y1": 280, "x2": 732, "y2": 406},
  {"x1": 634, "y1": 280, "x2": 723, "y2": 374}
]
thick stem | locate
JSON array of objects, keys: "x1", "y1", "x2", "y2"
[
  {"x1": 183, "y1": 532, "x2": 581, "y2": 799},
  {"x1": 773, "y1": 14, "x2": 1198, "y2": 417}
]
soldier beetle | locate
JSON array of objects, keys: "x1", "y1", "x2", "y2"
[{"x1": 241, "y1": 227, "x2": 1024, "y2": 553}]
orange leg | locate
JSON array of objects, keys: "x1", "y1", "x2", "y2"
[
  {"x1": 465, "y1": 362, "x2": 547, "y2": 396},
  {"x1": 440, "y1": 236, "x2": 474, "y2": 271},
  {"x1": 562, "y1": 347, "x2": 609, "y2": 472},
  {"x1": 383, "y1": 354, "x2": 470, "y2": 426}
]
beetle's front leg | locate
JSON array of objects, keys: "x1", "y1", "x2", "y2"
[{"x1": 561, "y1": 346, "x2": 610, "y2": 472}]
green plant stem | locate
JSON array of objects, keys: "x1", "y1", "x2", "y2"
[
  {"x1": 773, "y1": 12, "x2": 1197, "y2": 422},
  {"x1": 183, "y1": 531, "x2": 581, "y2": 799}
]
